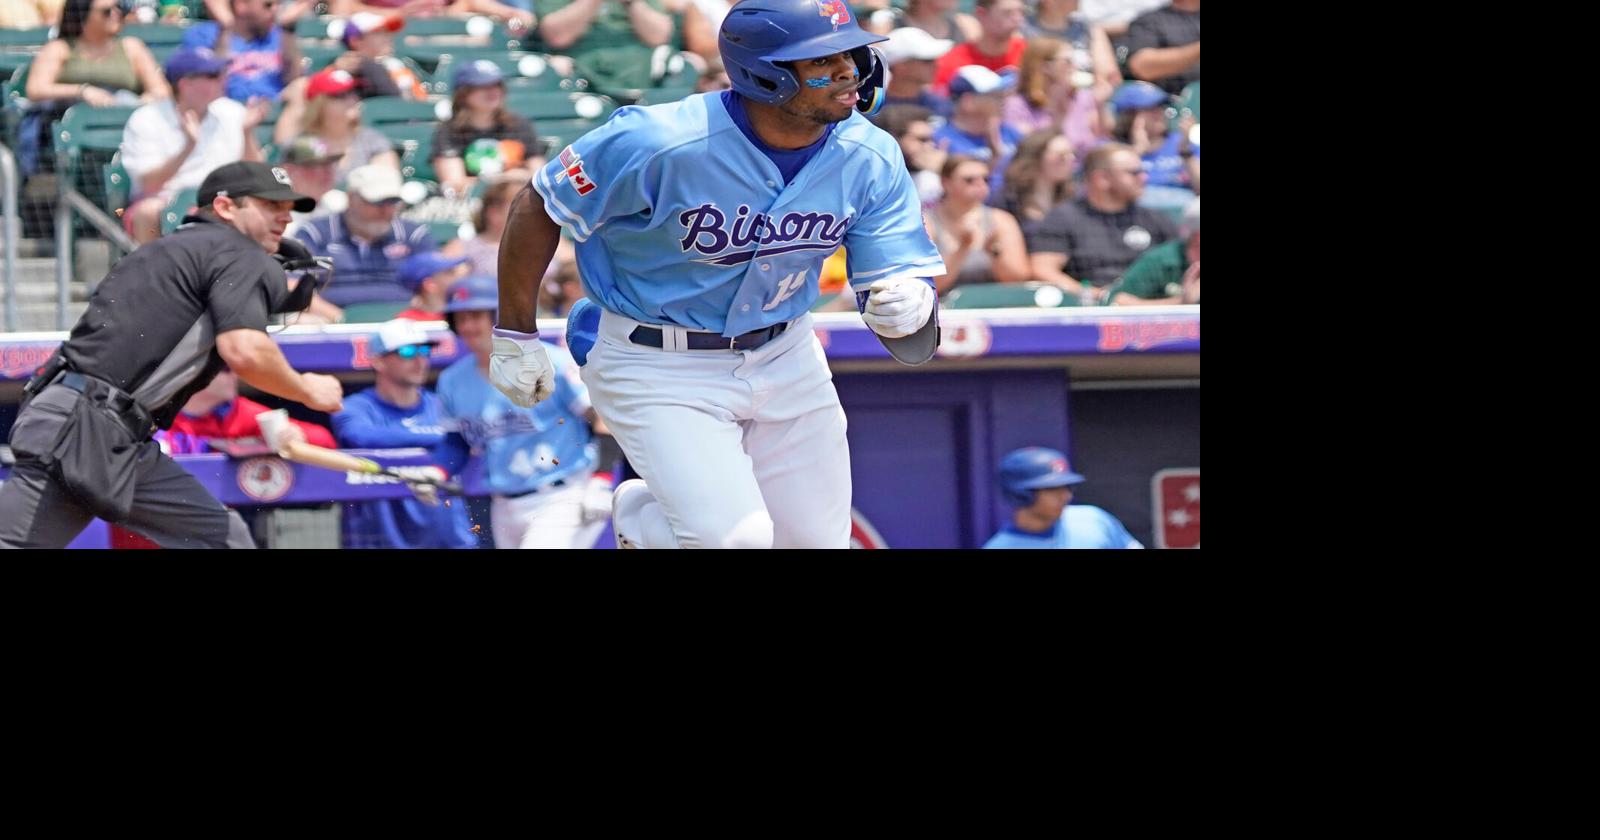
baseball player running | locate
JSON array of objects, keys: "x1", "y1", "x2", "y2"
[
  {"x1": 436, "y1": 273, "x2": 618, "y2": 550},
  {"x1": 489, "y1": 0, "x2": 945, "y2": 549}
]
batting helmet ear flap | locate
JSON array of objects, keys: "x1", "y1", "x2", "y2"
[{"x1": 855, "y1": 45, "x2": 887, "y2": 116}]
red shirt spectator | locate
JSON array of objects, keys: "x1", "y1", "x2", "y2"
[{"x1": 161, "y1": 370, "x2": 336, "y2": 454}]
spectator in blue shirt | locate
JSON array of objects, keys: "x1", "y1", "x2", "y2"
[
  {"x1": 983, "y1": 446, "x2": 1142, "y2": 549},
  {"x1": 181, "y1": 0, "x2": 312, "y2": 103},
  {"x1": 294, "y1": 164, "x2": 437, "y2": 313},
  {"x1": 933, "y1": 65, "x2": 1022, "y2": 193},
  {"x1": 332, "y1": 318, "x2": 475, "y2": 549}
]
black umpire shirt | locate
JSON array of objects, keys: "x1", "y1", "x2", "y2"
[{"x1": 60, "y1": 218, "x2": 284, "y2": 430}]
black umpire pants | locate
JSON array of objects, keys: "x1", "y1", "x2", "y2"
[{"x1": 0, "y1": 383, "x2": 255, "y2": 549}]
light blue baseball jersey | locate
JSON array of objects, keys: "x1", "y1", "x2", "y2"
[
  {"x1": 436, "y1": 343, "x2": 597, "y2": 497},
  {"x1": 983, "y1": 506, "x2": 1145, "y2": 550},
  {"x1": 532, "y1": 92, "x2": 945, "y2": 338}
]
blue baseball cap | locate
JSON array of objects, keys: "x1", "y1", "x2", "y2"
[
  {"x1": 165, "y1": 47, "x2": 229, "y2": 83},
  {"x1": 1111, "y1": 81, "x2": 1168, "y2": 112},
  {"x1": 454, "y1": 59, "x2": 504, "y2": 88},
  {"x1": 397, "y1": 252, "x2": 469, "y2": 291},
  {"x1": 444, "y1": 273, "x2": 499, "y2": 313}
]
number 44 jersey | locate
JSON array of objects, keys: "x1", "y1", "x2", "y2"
[{"x1": 437, "y1": 342, "x2": 598, "y2": 496}]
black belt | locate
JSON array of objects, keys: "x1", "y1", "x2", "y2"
[
  {"x1": 629, "y1": 321, "x2": 791, "y2": 351},
  {"x1": 504, "y1": 478, "x2": 566, "y2": 499},
  {"x1": 56, "y1": 371, "x2": 156, "y2": 442}
]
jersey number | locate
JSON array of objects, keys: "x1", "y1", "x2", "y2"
[{"x1": 762, "y1": 270, "x2": 809, "y2": 311}]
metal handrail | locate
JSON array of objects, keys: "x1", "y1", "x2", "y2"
[{"x1": 1, "y1": 142, "x2": 19, "y2": 332}]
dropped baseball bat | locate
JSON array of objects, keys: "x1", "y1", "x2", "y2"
[{"x1": 255, "y1": 410, "x2": 464, "y2": 495}]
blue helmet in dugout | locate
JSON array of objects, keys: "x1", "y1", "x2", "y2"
[
  {"x1": 998, "y1": 447, "x2": 1087, "y2": 507},
  {"x1": 719, "y1": 0, "x2": 889, "y2": 115}
]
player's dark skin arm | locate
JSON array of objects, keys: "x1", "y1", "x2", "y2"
[{"x1": 496, "y1": 185, "x2": 564, "y2": 333}]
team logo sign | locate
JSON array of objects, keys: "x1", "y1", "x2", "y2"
[
  {"x1": 1152, "y1": 468, "x2": 1199, "y2": 549},
  {"x1": 238, "y1": 456, "x2": 294, "y2": 502},
  {"x1": 816, "y1": 0, "x2": 850, "y2": 30},
  {"x1": 556, "y1": 146, "x2": 597, "y2": 196}
]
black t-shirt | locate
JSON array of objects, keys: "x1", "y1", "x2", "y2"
[
  {"x1": 1125, "y1": 6, "x2": 1200, "y2": 96},
  {"x1": 431, "y1": 114, "x2": 541, "y2": 171},
  {"x1": 355, "y1": 56, "x2": 402, "y2": 99},
  {"x1": 61, "y1": 219, "x2": 283, "y2": 429},
  {"x1": 1026, "y1": 196, "x2": 1179, "y2": 287}
]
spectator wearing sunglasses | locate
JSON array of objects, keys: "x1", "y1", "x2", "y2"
[
  {"x1": 24, "y1": 0, "x2": 170, "y2": 108},
  {"x1": 333, "y1": 319, "x2": 477, "y2": 550},
  {"x1": 1026, "y1": 141, "x2": 1176, "y2": 301},
  {"x1": 15, "y1": 0, "x2": 171, "y2": 177},
  {"x1": 293, "y1": 164, "x2": 438, "y2": 317},
  {"x1": 926, "y1": 155, "x2": 1030, "y2": 296},
  {"x1": 120, "y1": 46, "x2": 268, "y2": 243}
]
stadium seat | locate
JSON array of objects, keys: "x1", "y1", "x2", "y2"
[
  {"x1": 120, "y1": 23, "x2": 191, "y2": 47},
  {"x1": 160, "y1": 188, "x2": 198, "y2": 235},
  {"x1": 0, "y1": 26, "x2": 52, "y2": 49},
  {"x1": 431, "y1": 51, "x2": 578, "y2": 93},
  {"x1": 362, "y1": 95, "x2": 451, "y2": 126},
  {"x1": 505, "y1": 90, "x2": 617, "y2": 124},
  {"x1": 341, "y1": 301, "x2": 410, "y2": 323},
  {"x1": 943, "y1": 282, "x2": 1084, "y2": 309}
]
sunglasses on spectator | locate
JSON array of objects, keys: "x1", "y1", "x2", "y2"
[
  {"x1": 93, "y1": 5, "x2": 123, "y2": 16},
  {"x1": 389, "y1": 344, "x2": 433, "y2": 359},
  {"x1": 956, "y1": 174, "x2": 989, "y2": 183}
]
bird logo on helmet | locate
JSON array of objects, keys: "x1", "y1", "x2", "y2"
[
  {"x1": 719, "y1": 0, "x2": 888, "y2": 114},
  {"x1": 998, "y1": 447, "x2": 1087, "y2": 507},
  {"x1": 816, "y1": 0, "x2": 850, "y2": 30}
]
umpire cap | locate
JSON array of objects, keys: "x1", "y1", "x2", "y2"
[{"x1": 198, "y1": 162, "x2": 317, "y2": 213}]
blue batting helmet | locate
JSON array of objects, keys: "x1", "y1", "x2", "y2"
[
  {"x1": 719, "y1": 0, "x2": 888, "y2": 110},
  {"x1": 998, "y1": 447, "x2": 1086, "y2": 506}
]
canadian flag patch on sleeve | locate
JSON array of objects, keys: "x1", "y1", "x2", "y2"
[{"x1": 555, "y1": 145, "x2": 597, "y2": 196}]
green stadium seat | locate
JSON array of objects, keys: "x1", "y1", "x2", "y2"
[
  {"x1": 160, "y1": 187, "x2": 198, "y2": 234},
  {"x1": 121, "y1": 23, "x2": 192, "y2": 47},
  {"x1": 362, "y1": 95, "x2": 452, "y2": 126},
  {"x1": 943, "y1": 282, "x2": 1084, "y2": 310},
  {"x1": 431, "y1": 51, "x2": 578, "y2": 93},
  {"x1": 385, "y1": 122, "x2": 438, "y2": 182},
  {"x1": 341, "y1": 301, "x2": 411, "y2": 323},
  {"x1": 504, "y1": 90, "x2": 617, "y2": 123},
  {"x1": 102, "y1": 153, "x2": 130, "y2": 218},
  {"x1": 0, "y1": 26, "x2": 52, "y2": 49}
]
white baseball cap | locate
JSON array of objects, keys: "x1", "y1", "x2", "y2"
[
  {"x1": 370, "y1": 319, "x2": 440, "y2": 356},
  {"x1": 948, "y1": 65, "x2": 1017, "y2": 97},
  {"x1": 346, "y1": 165, "x2": 403, "y2": 203},
  {"x1": 880, "y1": 27, "x2": 955, "y2": 66}
]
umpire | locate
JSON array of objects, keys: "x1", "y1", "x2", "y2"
[{"x1": 0, "y1": 162, "x2": 346, "y2": 549}]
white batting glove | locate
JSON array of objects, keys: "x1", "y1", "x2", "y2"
[
  {"x1": 490, "y1": 327, "x2": 555, "y2": 408},
  {"x1": 579, "y1": 473, "x2": 615, "y2": 523},
  {"x1": 862, "y1": 276, "x2": 935, "y2": 338}
]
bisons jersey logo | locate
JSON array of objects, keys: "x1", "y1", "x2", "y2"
[{"x1": 677, "y1": 203, "x2": 850, "y2": 266}]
